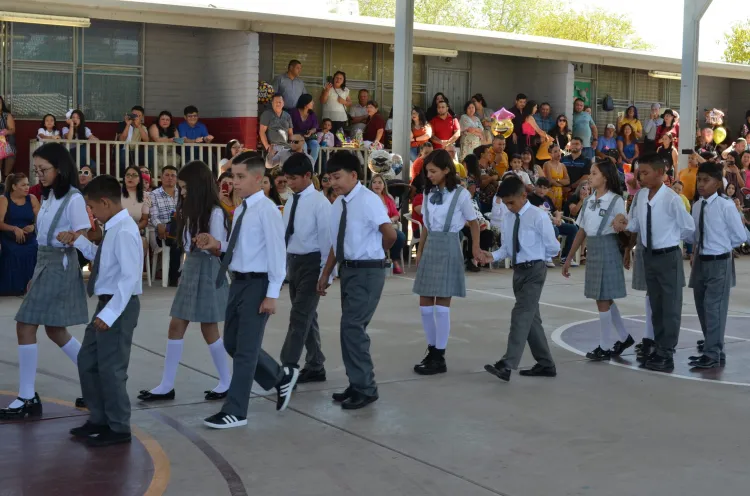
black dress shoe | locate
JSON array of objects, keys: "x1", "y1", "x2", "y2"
[
  {"x1": 466, "y1": 260, "x2": 481, "y2": 272},
  {"x1": 341, "y1": 391, "x2": 378, "y2": 410},
  {"x1": 0, "y1": 393, "x2": 42, "y2": 420},
  {"x1": 644, "y1": 355, "x2": 674, "y2": 372},
  {"x1": 484, "y1": 360, "x2": 512, "y2": 382},
  {"x1": 414, "y1": 347, "x2": 447, "y2": 375},
  {"x1": 585, "y1": 346, "x2": 611, "y2": 361},
  {"x1": 75, "y1": 397, "x2": 86, "y2": 409},
  {"x1": 519, "y1": 363, "x2": 557, "y2": 377},
  {"x1": 297, "y1": 368, "x2": 327, "y2": 384},
  {"x1": 70, "y1": 421, "x2": 107, "y2": 439},
  {"x1": 689, "y1": 355, "x2": 720, "y2": 369},
  {"x1": 332, "y1": 387, "x2": 353, "y2": 403},
  {"x1": 137, "y1": 389, "x2": 175, "y2": 402},
  {"x1": 204, "y1": 390, "x2": 228, "y2": 401},
  {"x1": 611, "y1": 335, "x2": 635, "y2": 356},
  {"x1": 86, "y1": 428, "x2": 132, "y2": 447}
]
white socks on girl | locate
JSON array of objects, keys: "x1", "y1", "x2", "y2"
[
  {"x1": 598, "y1": 311, "x2": 615, "y2": 349},
  {"x1": 609, "y1": 304, "x2": 629, "y2": 341},
  {"x1": 420, "y1": 306, "x2": 437, "y2": 347},
  {"x1": 61, "y1": 337, "x2": 81, "y2": 365},
  {"x1": 434, "y1": 306, "x2": 451, "y2": 350},
  {"x1": 151, "y1": 338, "x2": 232, "y2": 395},
  {"x1": 644, "y1": 296, "x2": 654, "y2": 340}
]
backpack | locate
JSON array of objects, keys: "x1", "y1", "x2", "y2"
[{"x1": 602, "y1": 95, "x2": 614, "y2": 112}]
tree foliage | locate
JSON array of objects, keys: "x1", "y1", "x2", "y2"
[
  {"x1": 723, "y1": 20, "x2": 750, "y2": 65},
  {"x1": 356, "y1": 0, "x2": 652, "y2": 51}
]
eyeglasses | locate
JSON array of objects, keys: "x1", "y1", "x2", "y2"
[
  {"x1": 35, "y1": 167, "x2": 54, "y2": 176},
  {"x1": 125, "y1": 173, "x2": 140, "y2": 179},
  {"x1": 290, "y1": 140, "x2": 303, "y2": 144},
  {"x1": 79, "y1": 170, "x2": 91, "y2": 176},
  {"x1": 321, "y1": 177, "x2": 330, "y2": 182},
  {"x1": 186, "y1": 113, "x2": 199, "y2": 118}
]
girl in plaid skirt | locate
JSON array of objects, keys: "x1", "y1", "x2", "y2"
[
  {"x1": 138, "y1": 161, "x2": 232, "y2": 403},
  {"x1": 562, "y1": 160, "x2": 634, "y2": 361}
]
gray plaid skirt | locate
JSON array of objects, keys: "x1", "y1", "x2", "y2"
[
  {"x1": 15, "y1": 246, "x2": 88, "y2": 327},
  {"x1": 631, "y1": 236, "x2": 647, "y2": 291},
  {"x1": 413, "y1": 231, "x2": 466, "y2": 298},
  {"x1": 584, "y1": 234, "x2": 626, "y2": 300},
  {"x1": 170, "y1": 251, "x2": 228, "y2": 323}
]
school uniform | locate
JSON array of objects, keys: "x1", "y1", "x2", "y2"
[
  {"x1": 688, "y1": 193, "x2": 747, "y2": 365},
  {"x1": 205, "y1": 191, "x2": 295, "y2": 428},
  {"x1": 75, "y1": 209, "x2": 143, "y2": 444},
  {"x1": 626, "y1": 185, "x2": 694, "y2": 365},
  {"x1": 486, "y1": 201, "x2": 559, "y2": 378},
  {"x1": 281, "y1": 184, "x2": 331, "y2": 376},
  {"x1": 330, "y1": 182, "x2": 390, "y2": 405}
]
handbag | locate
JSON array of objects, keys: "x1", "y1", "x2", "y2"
[{"x1": 0, "y1": 135, "x2": 12, "y2": 160}]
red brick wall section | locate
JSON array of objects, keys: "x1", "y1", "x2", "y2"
[{"x1": 13, "y1": 116, "x2": 258, "y2": 174}]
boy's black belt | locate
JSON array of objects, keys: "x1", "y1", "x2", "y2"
[
  {"x1": 232, "y1": 272, "x2": 268, "y2": 280},
  {"x1": 650, "y1": 246, "x2": 679, "y2": 255},
  {"x1": 699, "y1": 253, "x2": 730, "y2": 261},
  {"x1": 514, "y1": 260, "x2": 543, "y2": 269},
  {"x1": 288, "y1": 252, "x2": 321, "y2": 259},
  {"x1": 341, "y1": 259, "x2": 388, "y2": 269},
  {"x1": 98, "y1": 295, "x2": 138, "y2": 303}
]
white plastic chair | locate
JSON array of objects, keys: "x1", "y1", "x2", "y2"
[
  {"x1": 147, "y1": 226, "x2": 171, "y2": 288},
  {"x1": 403, "y1": 213, "x2": 423, "y2": 268}
]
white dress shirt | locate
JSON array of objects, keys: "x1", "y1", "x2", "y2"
[
  {"x1": 183, "y1": 207, "x2": 229, "y2": 254},
  {"x1": 423, "y1": 187, "x2": 477, "y2": 232},
  {"x1": 691, "y1": 192, "x2": 748, "y2": 255},
  {"x1": 491, "y1": 201, "x2": 560, "y2": 263},
  {"x1": 283, "y1": 184, "x2": 332, "y2": 269},
  {"x1": 626, "y1": 185, "x2": 695, "y2": 249},
  {"x1": 329, "y1": 182, "x2": 390, "y2": 261},
  {"x1": 576, "y1": 191, "x2": 626, "y2": 237},
  {"x1": 74, "y1": 209, "x2": 143, "y2": 327},
  {"x1": 226, "y1": 191, "x2": 286, "y2": 299},
  {"x1": 490, "y1": 196, "x2": 509, "y2": 231},
  {"x1": 37, "y1": 191, "x2": 91, "y2": 248}
]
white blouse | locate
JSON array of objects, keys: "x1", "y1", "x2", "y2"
[
  {"x1": 37, "y1": 128, "x2": 60, "y2": 140},
  {"x1": 37, "y1": 191, "x2": 91, "y2": 248},
  {"x1": 575, "y1": 191, "x2": 626, "y2": 237},
  {"x1": 183, "y1": 207, "x2": 229, "y2": 254},
  {"x1": 423, "y1": 187, "x2": 477, "y2": 233},
  {"x1": 322, "y1": 86, "x2": 350, "y2": 123}
]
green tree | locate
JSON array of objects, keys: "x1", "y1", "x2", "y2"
[{"x1": 723, "y1": 20, "x2": 750, "y2": 64}]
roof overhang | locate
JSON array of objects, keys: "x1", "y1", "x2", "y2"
[{"x1": 6, "y1": 0, "x2": 750, "y2": 80}]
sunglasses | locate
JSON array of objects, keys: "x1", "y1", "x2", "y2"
[
  {"x1": 125, "y1": 173, "x2": 140, "y2": 179},
  {"x1": 290, "y1": 140, "x2": 303, "y2": 144},
  {"x1": 79, "y1": 170, "x2": 91, "y2": 176},
  {"x1": 321, "y1": 177, "x2": 330, "y2": 182}
]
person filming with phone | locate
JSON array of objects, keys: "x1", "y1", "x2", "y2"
[{"x1": 117, "y1": 105, "x2": 151, "y2": 175}]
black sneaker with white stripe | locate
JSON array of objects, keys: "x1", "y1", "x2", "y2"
[
  {"x1": 203, "y1": 412, "x2": 247, "y2": 429},
  {"x1": 276, "y1": 367, "x2": 299, "y2": 412}
]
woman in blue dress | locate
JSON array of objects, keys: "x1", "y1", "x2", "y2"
[{"x1": 0, "y1": 173, "x2": 40, "y2": 296}]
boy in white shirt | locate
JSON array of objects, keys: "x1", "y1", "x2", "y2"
[{"x1": 58, "y1": 175, "x2": 143, "y2": 447}]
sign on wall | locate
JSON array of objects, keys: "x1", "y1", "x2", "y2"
[{"x1": 573, "y1": 81, "x2": 592, "y2": 106}]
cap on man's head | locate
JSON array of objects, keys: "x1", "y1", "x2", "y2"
[{"x1": 606, "y1": 123, "x2": 616, "y2": 130}]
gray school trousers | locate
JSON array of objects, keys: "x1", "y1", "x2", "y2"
[
  {"x1": 643, "y1": 248, "x2": 684, "y2": 357},
  {"x1": 690, "y1": 256, "x2": 733, "y2": 361}
]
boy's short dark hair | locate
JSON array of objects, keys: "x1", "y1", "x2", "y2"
[
  {"x1": 637, "y1": 152, "x2": 667, "y2": 172},
  {"x1": 516, "y1": 93, "x2": 527, "y2": 101},
  {"x1": 84, "y1": 175, "x2": 122, "y2": 203},
  {"x1": 535, "y1": 177, "x2": 551, "y2": 188},
  {"x1": 497, "y1": 175, "x2": 526, "y2": 198},
  {"x1": 162, "y1": 165, "x2": 178, "y2": 174},
  {"x1": 234, "y1": 152, "x2": 265, "y2": 173},
  {"x1": 672, "y1": 180, "x2": 684, "y2": 187},
  {"x1": 571, "y1": 136, "x2": 583, "y2": 144},
  {"x1": 322, "y1": 118, "x2": 333, "y2": 125},
  {"x1": 183, "y1": 105, "x2": 199, "y2": 116},
  {"x1": 132, "y1": 105, "x2": 145, "y2": 114},
  {"x1": 697, "y1": 162, "x2": 723, "y2": 182},
  {"x1": 326, "y1": 151, "x2": 361, "y2": 178},
  {"x1": 492, "y1": 135, "x2": 506, "y2": 142},
  {"x1": 282, "y1": 153, "x2": 314, "y2": 176},
  {"x1": 510, "y1": 153, "x2": 522, "y2": 161}
]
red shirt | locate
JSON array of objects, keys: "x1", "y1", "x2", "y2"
[
  {"x1": 29, "y1": 184, "x2": 43, "y2": 201},
  {"x1": 429, "y1": 115, "x2": 460, "y2": 149},
  {"x1": 411, "y1": 193, "x2": 424, "y2": 231},
  {"x1": 383, "y1": 194, "x2": 399, "y2": 218},
  {"x1": 411, "y1": 157, "x2": 424, "y2": 180},
  {"x1": 364, "y1": 113, "x2": 386, "y2": 142}
]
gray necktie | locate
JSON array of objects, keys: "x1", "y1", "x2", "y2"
[
  {"x1": 285, "y1": 193, "x2": 301, "y2": 246},
  {"x1": 335, "y1": 199, "x2": 347, "y2": 264},
  {"x1": 698, "y1": 199, "x2": 707, "y2": 253},
  {"x1": 87, "y1": 229, "x2": 106, "y2": 297},
  {"x1": 512, "y1": 213, "x2": 520, "y2": 266},
  {"x1": 216, "y1": 200, "x2": 247, "y2": 288}
]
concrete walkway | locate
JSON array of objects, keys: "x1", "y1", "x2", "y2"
[{"x1": 2, "y1": 258, "x2": 750, "y2": 496}]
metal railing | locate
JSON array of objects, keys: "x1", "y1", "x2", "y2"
[{"x1": 29, "y1": 139, "x2": 226, "y2": 181}]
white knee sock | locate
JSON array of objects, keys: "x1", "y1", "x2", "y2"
[
  {"x1": 609, "y1": 304, "x2": 629, "y2": 341},
  {"x1": 644, "y1": 296, "x2": 654, "y2": 340},
  {"x1": 151, "y1": 339, "x2": 183, "y2": 394},
  {"x1": 60, "y1": 337, "x2": 81, "y2": 365},
  {"x1": 9, "y1": 344, "x2": 39, "y2": 408},
  {"x1": 420, "y1": 306, "x2": 437, "y2": 347},
  {"x1": 598, "y1": 311, "x2": 615, "y2": 350},
  {"x1": 208, "y1": 338, "x2": 231, "y2": 393},
  {"x1": 434, "y1": 305, "x2": 451, "y2": 350}
]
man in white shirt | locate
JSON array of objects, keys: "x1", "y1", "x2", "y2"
[
  {"x1": 280, "y1": 153, "x2": 331, "y2": 383},
  {"x1": 482, "y1": 176, "x2": 560, "y2": 382},
  {"x1": 613, "y1": 153, "x2": 695, "y2": 372},
  {"x1": 195, "y1": 153, "x2": 299, "y2": 429},
  {"x1": 686, "y1": 163, "x2": 748, "y2": 369},
  {"x1": 317, "y1": 151, "x2": 397, "y2": 410},
  {"x1": 58, "y1": 175, "x2": 143, "y2": 447},
  {"x1": 348, "y1": 89, "x2": 370, "y2": 136}
]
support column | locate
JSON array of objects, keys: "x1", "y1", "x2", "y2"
[
  {"x1": 677, "y1": 0, "x2": 712, "y2": 175},
  {"x1": 393, "y1": 0, "x2": 414, "y2": 180}
]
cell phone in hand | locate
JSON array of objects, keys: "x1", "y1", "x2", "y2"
[
  {"x1": 127, "y1": 113, "x2": 138, "y2": 119},
  {"x1": 221, "y1": 182, "x2": 230, "y2": 194}
]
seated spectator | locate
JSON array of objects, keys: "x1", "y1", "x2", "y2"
[
  {"x1": 487, "y1": 135, "x2": 509, "y2": 176},
  {"x1": 695, "y1": 127, "x2": 716, "y2": 154},
  {"x1": 617, "y1": 124, "x2": 639, "y2": 165},
  {"x1": 561, "y1": 137, "x2": 590, "y2": 193},
  {"x1": 549, "y1": 114, "x2": 571, "y2": 152},
  {"x1": 528, "y1": 177, "x2": 578, "y2": 266},
  {"x1": 260, "y1": 94, "x2": 294, "y2": 166},
  {"x1": 78, "y1": 164, "x2": 95, "y2": 189},
  {"x1": 471, "y1": 93, "x2": 494, "y2": 143},
  {"x1": 410, "y1": 106, "x2": 432, "y2": 161},
  {"x1": 363, "y1": 100, "x2": 386, "y2": 148},
  {"x1": 410, "y1": 169, "x2": 426, "y2": 240},
  {"x1": 595, "y1": 124, "x2": 618, "y2": 162},
  {"x1": 271, "y1": 168, "x2": 290, "y2": 204},
  {"x1": 444, "y1": 144, "x2": 467, "y2": 178},
  {"x1": 149, "y1": 110, "x2": 182, "y2": 168},
  {"x1": 462, "y1": 175, "x2": 494, "y2": 272},
  {"x1": 656, "y1": 132, "x2": 678, "y2": 184},
  {"x1": 429, "y1": 100, "x2": 460, "y2": 150},
  {"x1": 291, "y1": 94, "x2": 320, "y2": 163},
  {"x1": 521, "y1": 147, "x2": 543, "y2": 185},
  {"x1": 563, "y1": 180, "x2": 591, "y2": 218},
  {"x1": 411, "y1": 141, "x2": 433, "y2": 180},
  {"x1": 543, "y1": 143, "x2": 570, "y2": 210},
  {"x1": 0, "y1": 173, "x2": 39, "y2": 296},
  {"x1": 121, "y1": 165, "x2": 151, "y2": 255},
  {"x1": 616, "y1": 105, "x2": 642, "y2": 139},
  {"x1": 62, "y1": 110, "x2": 98, "y2": 166},
  {"x1": 349, "y1": 89, "x2": 370, "y2": 136},
  {"x1": 218, "y1": 171, "x2": 241, "y2": 220},
  {"x1": 116, "y1": 105, "x2": 151, "y2": 173},
  {"x1": 37, "y1": 114, "x2": 60, "y2": 141},
  {"x1": 476, "y1": 145, "x2": 499, "y2": 213},
  {"x1": 219, "y1": 139, "x2": 242, "y2": 171},
  {"x1": 459, "y1": 100, "x2": 484, "y2": 161},
  {"x1": 177, "y1": 105, "x2": 214, "y2": 162},
  {"x1": 140, "y1": 165, "x2": 154, "y2": 193},
  {"x1": 369, "y1": 174, "x2": 405, "y2": 274},
  {"x1": 270, "y1": 135, "x2": 313, "y2": 169},
  {"x1": 318, "y1": 171, "x2": 331, "y2": 192},
  {"x1": 507, "y1": 153, "x2": 532, "y2": 186},
  {"x1": 149, "y1": 165, "x2": 181, "y2": 286},
  {"x1": 325, "y1": 186, "x2": 338, "y2": 203}
]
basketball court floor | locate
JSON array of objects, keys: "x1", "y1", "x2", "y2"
[{"x1": 2, "y1": 258, "x2": 750, "y2": 496}]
